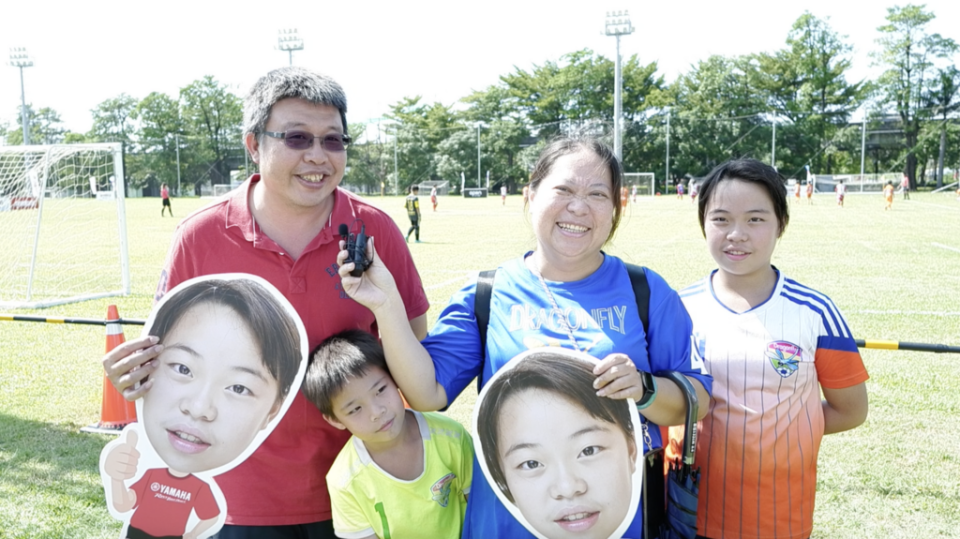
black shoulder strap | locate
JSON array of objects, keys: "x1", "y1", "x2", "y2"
[
  {"x1": 475, "y1": 269, "x2": 497, "y2": 352},
  {"x1": 625, "y1": 263, "x2": 651, "y2": 339}
]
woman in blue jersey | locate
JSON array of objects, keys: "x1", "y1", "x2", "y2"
[{"x1": 338, "y1": 137, "x2": 712, "y2": 539}]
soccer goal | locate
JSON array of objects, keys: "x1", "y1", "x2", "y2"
[
  {"x1": 0, "y1": 143, "x2": 130, "y2": 308},
  {"x1": 624, "y1": 173, "x2": 655, "y2": 197},
  {"x1": 418, "y1": 180, "x2": 450, "y2": 196}
]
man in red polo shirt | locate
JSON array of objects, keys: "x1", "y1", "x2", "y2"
[{"x1": 102, "y1": 67, "x2": 429, "y2": 539}]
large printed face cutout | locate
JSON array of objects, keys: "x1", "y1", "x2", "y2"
[
  {"x1": 475, "y1": 349, "x2": 643, "y2": 539},
  {"x1": 99, "y1": 274, "x2": 308, "y2": 539}
]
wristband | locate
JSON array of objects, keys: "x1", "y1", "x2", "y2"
[{"x1": 636, "y1": 370, "x2": 657, "y2": 410}]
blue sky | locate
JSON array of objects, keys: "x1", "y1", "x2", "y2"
[{"x1": 3, "y1": 0, "x2": 959, "y2": 134}]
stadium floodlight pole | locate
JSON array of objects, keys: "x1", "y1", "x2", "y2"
[
  {"x1": 665, "y1": 108, "x2": 670, "y2": 192},
  {"x1": 477, "y1": 123, "x2": 482, "y2": 188},
  {"x1": 393, "y1": 127, "x2": 399, "y2": 196},
  {"x1": 175, "y1": 133, "x2": 182, "y2": 195},
  {"x1": 770, "y1": 116, "x2": 776, "y2": 170},
  {"x1": 605, "y1": 11, "x2": 633, "y2": 161},
  {"x1": 860, "y1": 119, "x2": 866, "y2": 180},
  {"x1": 9, "y1": 47, "x2": 33, "y2": 146},
  {"x1": 277, "y1": 29, "x2": 304, "y2": 66}
]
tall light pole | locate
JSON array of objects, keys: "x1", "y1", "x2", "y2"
[
  {"x1": 477, "y1": 123, "x2": 482, "y2": 188},
  {"x1": 605, "y1": 11, "x2": 633, "y2": 161},
  {"x1": 9, "y1": 47, "x2": 33, "y2": 145},
  {"x1": 277, "y1": 29, "x2": 304, "y2": 66},
  {"x1": 665, "y1": 108, "x2": 670, "y2": 191}
]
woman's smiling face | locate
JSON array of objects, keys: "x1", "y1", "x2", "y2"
[{"x1": 528, "y1": 148, "x2": 614, "y2": 277}]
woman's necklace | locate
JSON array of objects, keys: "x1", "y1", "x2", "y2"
[{"x1": 529, "y1": 257, "x2": 582, "y2": 353}]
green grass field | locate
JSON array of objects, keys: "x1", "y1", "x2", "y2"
[{"x1": 1, "y1": 191, "x2": 959, "y2": 538}]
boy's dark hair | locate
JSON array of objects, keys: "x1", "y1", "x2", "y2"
[
  {"x1": 697, "y1": 158, "x2": 790, "y2": 237},
  {"x1": 477, "y1": 351, "x2": 635, "y2": 503},
  {"x1": 411, "y1": 185, "x2": 419, "y2": 193},
  {"x1": 150, "y1": 278, "x2": 301, "y2": 404},
  {"x1": 528, "y1": 136, "x2": 625, "y2": 241},
  {"x1": 303, "y1": 329, "x2": 389, "y2": 418}
]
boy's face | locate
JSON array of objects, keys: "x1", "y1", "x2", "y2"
[
  {"x1": 497, "y1": 389, "x2": 636, "y2": 539},
  {"x1": 324, "y1": 365, "x2": 406, "y2": 445},
  {"x1": 142, "y1": 303, "x2": 281, "y2": 474}
]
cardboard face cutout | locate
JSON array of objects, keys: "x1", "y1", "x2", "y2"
[
  {"x1": 474, "y1": 348, "x2": 643, "y2": 539},
  {"x1": 99, "y1": 274, "x2": 308, "y2": 539}
]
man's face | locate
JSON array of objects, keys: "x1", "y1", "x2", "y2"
[
  {"x1": 245, "y1": 98, "x2": 346, "y2": 216},
  {"x1": 142, "y1": 302, "x2": 281, "y2": 475}
]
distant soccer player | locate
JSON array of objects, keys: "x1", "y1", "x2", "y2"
[
  {"x1": 430, "y1": 185, "x2": 438, "y2": 212},
  {"x1": 835, "y1": 179, "x2": 846, "y2": 207},
  {"x1": 884, "y1": 181, "x2": 895, "y2": 210},
  {"x1": 901, "y1": 174, "x2": 910, "y2": 200},
  {"x1": 405, "y1": 185, "x2": 421, "y2": 243},
  {"x1": 500, "y1": 184, "x2": 507, "y2": 205},
  {"x1": 677, "y1": 179, "x2": 685, "y2": 200},
  {"x1": 161, "y1": 183, "x2": 173, "y2": 217},
  {"x1": 806, "y1": 179, "x2": 814, "y2": 204},
  {"x1": 678, "y1": 158, "x2": 868, "y2": 539},
  {"x1": 794, "y1": 180, "x2": 802, "y2": 203}
]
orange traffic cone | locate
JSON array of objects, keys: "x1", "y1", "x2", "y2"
[{"x1": 81, "y1": 305, "x2": 138, "y2": 434}]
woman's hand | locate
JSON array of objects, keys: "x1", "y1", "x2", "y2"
[
  {"x1": 337, "y1": 236, "x2": 400, "y2": 314},
  {"x1": 593, "y1": 353, "x2": 643, "y2": 401}
]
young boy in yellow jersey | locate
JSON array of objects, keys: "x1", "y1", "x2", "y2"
[{"x1": 303, "y1": 330, "x2": 473, "y2": 539}]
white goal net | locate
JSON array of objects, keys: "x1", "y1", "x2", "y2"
[
  {"x1": 624, "y1": 173, "x2": 655, "y2": 197},
  {"x1": 0, "y1": 143, "x2": 130, "y2": 308}
]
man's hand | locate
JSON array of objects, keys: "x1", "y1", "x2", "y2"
[{"x1": 102, "y1": 336, "x2": 162, "y2": 401}]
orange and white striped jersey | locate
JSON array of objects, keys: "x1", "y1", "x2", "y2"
[{"x1": 679, "y1": 271, "x2": 868, "y2": 539}]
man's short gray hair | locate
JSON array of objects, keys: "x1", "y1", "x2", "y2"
[{"x1": 243, "y1": 66, "x2": 348, "y2": 139}]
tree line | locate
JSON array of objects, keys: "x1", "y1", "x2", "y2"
[{"x1": 2, "y1": 5, "x2": 957, "y2": 195}]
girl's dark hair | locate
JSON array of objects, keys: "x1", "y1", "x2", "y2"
[
  {"x1": 150, "y1": 278, "x2": 301, "y2": 403},
  {"x1": 528, "y1": 137, "x2": 625, "y2": 241},
  {"x1": 697, "y1": 158, "x2": 790, "y2": 237},
  {"x1": 477, "y1": 350, "x2": 635, "y2": 503}
]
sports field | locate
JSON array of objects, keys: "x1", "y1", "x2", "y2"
[{"x1": 1, "y1": 191, "x2": 958, "y2": 538}]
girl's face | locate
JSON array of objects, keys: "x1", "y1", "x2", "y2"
[
  {"x1": 528, "y1": 149, "x2": 614, "y2": 276},
  {"x1": 704, "y1": 179, "x2": 781, "y2": 284},
  {"x1": 497, "y1": 389, "x2": 636, "y2": 539},
  {"x1": 143, "y1": 303, "x2": 281, "y2": 475}
]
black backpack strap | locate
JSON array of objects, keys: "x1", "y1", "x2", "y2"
[
  {"x1": 626, "y1": 263, "x2": 651, "y2": 340},
  {"x1": 474, "y1": 269, "x2": 496, "y2": 390}
]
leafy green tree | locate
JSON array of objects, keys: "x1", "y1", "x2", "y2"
[
  {"x1": 924, "y1": 66, "x2": 960, "y2": 187},
  {"x1": 668, "y1": 55, "x2": 768, "y2": 177},
  {"x1": 5, "y1": 105, "x2": 66, "y2": 145},
  {"x1": 180, "y1": 76, "x2": 243, "y2": 189},
  {"x1": 385, "y1": 97, "x2": 458, "y2": 191},
  {"x1": 754, "y1": 13, "x2": 866, "y2": 176},
  {"x1": 89, "y1": 94, "x2": 138, "y2": 146},
  {"x1": 136, "y1": 92, "x2": 185, "y2": 193},
  {"x1": 342, "y1": 122, "x2": 391, "y2": 194},
  {"x1": 872, "y1": 4, "x2": 957, "y2": 187}
]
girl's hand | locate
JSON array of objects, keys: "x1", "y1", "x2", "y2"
[{"x1": 593, "y1": 353, "x2": 643, "y2": 401}]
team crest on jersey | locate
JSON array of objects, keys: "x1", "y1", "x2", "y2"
[
  {"x1": 766, "y1": 341, "x2": 802, "y2": 378},
  {"x1": 431, "y1": 473, "x2": 456, "y2": 507}
]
